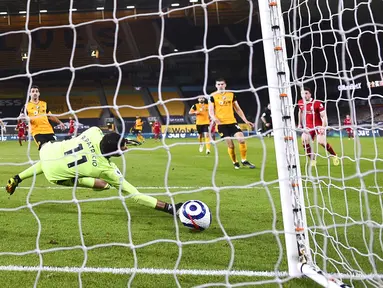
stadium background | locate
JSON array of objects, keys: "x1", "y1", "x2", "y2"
[{"x1": 0, "y1": 0, "x2": 382, "y2": 139}]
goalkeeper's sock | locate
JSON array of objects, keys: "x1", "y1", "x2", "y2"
[
  {"x1": 325, "y1": 143, "x2": 336, "y2": 156},
  {"x1": 239, "y1": 143, "x2": 247, "y2": 161},
  {"x1": 19, "y1": 161, "x2": 43, "y2": 181},
  {"x1": 228, "y1": 147, "x2": 237, "y2": 163},
  {"x1": 303, "y1": 144, "x2": 314, "y2": 160}
]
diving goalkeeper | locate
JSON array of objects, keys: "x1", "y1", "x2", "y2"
[{"x1": 6, "y1": 127, "x2": 182, "y2": 215}]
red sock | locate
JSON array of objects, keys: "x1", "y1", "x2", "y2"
[
  {"x1": 326, "y1": 143, "x2": 336, "y2": 156},
  {"x1": 303, "y1": 144, "x2": 314, "y2": 160}
]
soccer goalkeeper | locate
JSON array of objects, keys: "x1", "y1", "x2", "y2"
[{"x1": 6, "y1": 127, "x2": 182, "y2": 215}]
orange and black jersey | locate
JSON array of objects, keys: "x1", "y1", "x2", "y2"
[
  {"x1": 209, "y1": 92, "x2": 237, "y2": 125},
  {"x1": 135, "y1": 118, "x2": 143, "y2": 130},
  {"x1": 22, "y1": 101, "x2": 54, "y2": 136},
  {"x1": 190, "y1": 102, "x2": 210, "y2": 125}
]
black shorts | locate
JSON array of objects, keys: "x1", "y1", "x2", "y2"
[
  {"x1": 132, "y1": 129, "x2": 142, "y2": 135},
  {"x1": 196, "y1": 124, "x2": 209, "y2": 134},
  {"x1": 218, "y1": 123, "x2": 242, "y2": 138},
  {"x1": 34, "y1": 133, "x2": 56, "y2": 150}
]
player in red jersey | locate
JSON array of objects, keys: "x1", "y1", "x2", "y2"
[
  {"x1": 152, "y1": 119, "x2": 161, "y2": 141},
  {"x1": 298, "y1": 87, "x2": 339, "y2": 167},
  {"x1": 68, "y1": 117, "x2": 75, "y2": 137},
  {"x1": 15, "y1": 120, "x2": 27, "y2": 146},
  {"x1": 343, "y1": 114, "x2": 353, "y2": 140}
]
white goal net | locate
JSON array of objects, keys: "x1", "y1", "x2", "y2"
[
  {"x1": 280, "y1": 0, "x2": 383, "y2": 287},
  {"x1": 0, "y1": 0, "x2": 382, "y2": 287}
]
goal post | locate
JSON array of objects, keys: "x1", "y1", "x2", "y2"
[
  {"x1": 258, "y1": 1, "x2": 352, "y2": 287},
  {"x1": 257, "y1": 0, "x2": 309, "y2": 278}
]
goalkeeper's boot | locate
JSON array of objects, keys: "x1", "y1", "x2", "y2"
[
  {"x1": 241, "y1": 160, "x2": 255, "y2": 169},
  {"x1": 167, "y1": 202, "x2": 183, "y2": 215},
  {"x1": 233, "y1": 162, "x2": 240, "y2": 169},
  {"x1": 6, "y1": 175, "x2": 22, "y2": 195},
  {"x1": 332, "y1": 156, "x2": 340, "y2": 166}
]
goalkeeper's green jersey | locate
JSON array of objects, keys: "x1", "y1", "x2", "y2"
[
  {"x1": 40, "y1": 127, "x2": 126, "y2": 188},
  {"x1": 39, "y1": 127, "x2": 157, "y2": 208}
]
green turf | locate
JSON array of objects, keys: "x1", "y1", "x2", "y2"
[{"x1": 0, "y1": 137, "x2": 382, "y2": 287}]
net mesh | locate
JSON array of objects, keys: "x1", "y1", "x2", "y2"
[
  {"x1": 284, "y1": 0, "x2": 383, "y2": 287},
  {"x1": 0, "y1": 0, "x2": 382, "y2": 287}
]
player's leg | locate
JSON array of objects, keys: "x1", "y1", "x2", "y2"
[
  {"x1": 225, "y1": 138, "x2": 239, "y2": 169},
  {"x1": 18, "y1": 135, "x2": 22, "y2": 146},
  {"x1": 196, "y1": 125, "x2": 203, "y2": 152},
  {"x1": 234, "y1": 131, "x2": 255, "y2": 169},
  {"x1": 211, "y1": 130, "x2": 216, "y2": 141},
  {"x1": 302, "y1": 131, "x2": 315, "y2": 165},
  {"x1": 317, "y1": 133, "x2": 339, "y2": 166},
  {"x1": 347, "y1": 129, "x2": 353, "y2": 139},
  {"x1": 6, "y1": 161, "x2": 43, "y2": 195},
  {"x1": 139, "y1": 130, "x2": 145, "y2": 143},
  {"x1": 204, "y1": 128, "x2": 211, "y2": 154},
  {"x1": 134, "y1": 130, "x2": 140, "y2": 142}
]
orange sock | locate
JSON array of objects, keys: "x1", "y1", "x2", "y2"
[
  {"x1": 205, "y1": 137, "x2": 211, "y2": 151},
  {"x1": 239, "y1": 143, "x2": 247, "y2": 161},
  {"x1": 228, "y1": 147, "x2": 237, "y2": 163}
]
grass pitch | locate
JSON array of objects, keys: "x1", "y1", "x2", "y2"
[{"x1": 0, "y1": 136, "x2": 382, "y2": 287}]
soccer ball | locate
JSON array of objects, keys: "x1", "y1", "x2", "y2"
[{"x1": 179, "y1": 200, "x2": 212, "y2": 231}]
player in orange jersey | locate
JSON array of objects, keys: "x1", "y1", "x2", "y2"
[
  {"x1": 134, "y1": 116, "x2": 145, "y2": 143},
  {"x1": 15, "y1": 120, "x2": 27, "y2": 146},
  {"x1": 189, "y1": 96, "x2": 211, "y2": 154},
  {"x1": 298, "y1": 87, "x2": 339, "y2": 167},
  {"x1": 19, "y1": 85, "x2": 66, "y2": 150},
  {"x1": 209, "y1": 78, "x2": 255, "y2": 169}
]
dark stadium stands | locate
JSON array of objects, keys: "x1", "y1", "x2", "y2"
[
  {"x1": 105, "y1": 88, "x2": 150, "y2": 118},
  {"x1": 150, "y1": 89, "x2": 185, "y2": 117}
]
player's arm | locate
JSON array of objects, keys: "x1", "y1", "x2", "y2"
[
  {"x1": 320, "y1": 110, "x2": 327, "y2": 127},
  {"x1": 189, "y1": 104, "x2": 199, "y2": 115},
  {"x1": 318, "y1": 101, "x2": 327, "y2": 134},
  {"x1": 233, "y1": 99, "x2": 254, "y2": 127},
  {"x1": 297, "y1": 106, "x2": 303, "y2": 128},
  {"x1": 46, "y1": 105, "x2": 65, "y2": 130},
  {"x1": 99, "y1": 163, "x2": 158, "y2": 208}
]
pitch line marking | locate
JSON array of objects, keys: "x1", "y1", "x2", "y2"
[
  {"x1": 15, "y1": 186, "x2": 383, "y2": 190},
  {"x1": 0, "y1": 265, "x2": 380, "y2": 280}
]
